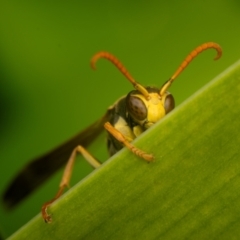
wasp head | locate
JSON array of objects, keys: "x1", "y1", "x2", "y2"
[{"x1": 126, "y1": 87, "x2": 175, "y2": 129}]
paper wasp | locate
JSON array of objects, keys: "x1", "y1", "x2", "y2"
[{"x1": 2, "y1": 42, "x2": 222, "y2": 222}]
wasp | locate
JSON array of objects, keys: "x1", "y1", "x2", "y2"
[{"x1": 2, "y1": 42, "x2": 222, "y2": 222}]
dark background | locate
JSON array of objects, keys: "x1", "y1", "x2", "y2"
[{"x1": 0, "y1": 0, "x2": 239, "y2": 237}]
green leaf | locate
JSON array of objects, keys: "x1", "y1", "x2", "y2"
[{"x1": 8, "y1": 60, "x2": 240, "y2": 240}]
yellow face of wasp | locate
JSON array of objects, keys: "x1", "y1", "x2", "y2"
[{"x1": 126, "y1": 87, "x2": 175, "y2": 129}]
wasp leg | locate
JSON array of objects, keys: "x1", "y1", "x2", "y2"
[
  {"x1": 41, "y1": 145, "x2": 101, "y2": 223},
  {"x1": 104, "y1": 122, "x2": 154, "y2": 162}
]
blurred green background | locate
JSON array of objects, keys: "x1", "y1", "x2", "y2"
[{"x1": 0, "y1": 0, "x2": 239, "y2": 238}]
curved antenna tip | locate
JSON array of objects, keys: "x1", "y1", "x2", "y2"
[{"x1": 160, "y1": 42, "x2": 222, "y2": 96}]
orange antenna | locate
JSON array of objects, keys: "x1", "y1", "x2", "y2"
[
  {"x1": 91, "y1": 52, "x2": 150, "y2": 99},
  {"x1": 160, "y1": 42, "x2": 222, "y2": 96}
]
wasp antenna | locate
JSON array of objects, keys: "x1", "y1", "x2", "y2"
[
  {"x1": 90, "y1": 52, "x2": 150, "y2": 99},
  {"x1": 90, "y1": 52, "x2": 136, "y2": 83},
  {"x1": 171, "y1": 42, "x2": 222, "y2": 80},
  {"x1": 160, "y1": 42, "x2": 222, "y2": 96}
]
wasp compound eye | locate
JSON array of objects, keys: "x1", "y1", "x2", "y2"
[
  {"x1": 164, "y1": 94, "x2": 175, "y2": 114},
  {"x1": 127, "y1": 95, "x2": 147, "y2": 120}
]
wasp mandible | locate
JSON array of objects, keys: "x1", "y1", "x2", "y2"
[{"x1": 3, "y1": 42, "x2": 222, "y2": 222}]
